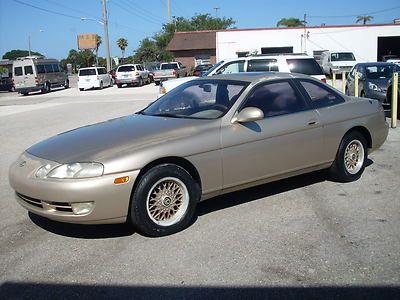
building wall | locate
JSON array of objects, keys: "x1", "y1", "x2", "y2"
[
  {"x1": 171, "y1": 49, "x2": 216, "y2": 71},
  {"x1": 216, "y1": 24, "x2": 400, "y2": 62}
]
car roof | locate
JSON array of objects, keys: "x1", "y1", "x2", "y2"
[
  {"x1": 220, "y1": 54, "x2": 315, "y2": 63},
  {"x1": 356, "y1": 62, "x2": 396, "y2": 66},
  {"x1": 79, "y1": 67, "x2": 104, "y2": 70},
  {"x1": 196, "y1": 72, "x2": 311, "y2": 83}
]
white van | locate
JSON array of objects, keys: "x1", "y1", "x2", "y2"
[
  {"x1": 13, "y1": 56, "x2": 68, "y2": 95},
  {"x1": 320, "y1": 51, "x2": 357, "y2": 76},
  {"x1": 78, "y1": 67, "x2": 113, "y2": 91},
  {"x1": 115, "y1": 64, "x2": 150, "y2": 88}
]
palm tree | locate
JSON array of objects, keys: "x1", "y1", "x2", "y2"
[
  {"x1": 95, "y1": 35, "x2": 102, "y2": 66},
  {"x1": 277, "y1": 18, "x2": 305, "y2": 27},
  {"x1": 356, "y1": 15, "x2": 373, "y2": 25},
  {"x1": 117, "y1": 38, "x2": 128, "y2": 62}
]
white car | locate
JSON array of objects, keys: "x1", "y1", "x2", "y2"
[
  {"x1": 78, "y1": 67, "x2": 113, "y2": 91},
  {"x1": 115, "y1": 64, "x2": 150, "y2": 88},
  {"x1": 320, "y1": 51, "x2": 357, "y2": 76},
  {"x1": 159, "y1": 54, "x2": 326, "y2": 97}
]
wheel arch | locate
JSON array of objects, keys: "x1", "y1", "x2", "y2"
[
  {"x1": 130, "y1": 156, "x2": 202, "y2": 198},
  {"x1": 345, "y1": 126, "x2": 372, "y2": 149}
]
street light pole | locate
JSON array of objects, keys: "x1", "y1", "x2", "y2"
[{"x1": 102, "y1": 0, "x2": 111, "y2": 72}]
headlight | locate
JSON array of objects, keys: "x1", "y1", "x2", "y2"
[
  {"x1": 368, "y1": 82, "x2": 382, "y2": 92},
  {"x1": 36, "y1": 162, "x2": 104, "y2": 179}
]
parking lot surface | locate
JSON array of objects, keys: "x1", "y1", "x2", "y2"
[{"x1": 0, "y1": 83, "x2": 399, "y2": 299}]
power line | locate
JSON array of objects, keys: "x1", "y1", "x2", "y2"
[
  {"x1": 309, "y1": 6, "x2": 400, "y2": 18},
  {"x1": 119, "y1": 0, "x2": 164, "y2": 23},
  {"x1": 12, "y1": 0, "x2": 82, "y2": 20},
  {"x1": 111, "y1": 1, "x2": 162, "y2": 26},
  {"x1": 42, "y1": 0, "x2": 99, "y2": 19}
]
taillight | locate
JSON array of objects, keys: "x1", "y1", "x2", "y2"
[
  {"x1": 173, "y1": 70, "x2": 176, "y2": 76},
  {"x1": 321, "y1": 78, "x2": 327, "y2": 83},
  {"x1": 35, "y1": 77, "x2": 39, "y2": 84}
]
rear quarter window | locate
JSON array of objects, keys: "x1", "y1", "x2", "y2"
[
  {"x1": 299, "y1": 80, "x2": 344, "y2": 108},
  {"x1": 37, "y1": 65, "x2": 46, "y2": 74},
  {"x1": 287, "y1": 59, "x2": 323, "y2": 75}
]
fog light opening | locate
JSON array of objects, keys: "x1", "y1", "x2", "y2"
[{"x1": 70, "y1": 202, "x2": 94, "y2": 215}]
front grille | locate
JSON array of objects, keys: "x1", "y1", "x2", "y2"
[
  {"x1": 17, "y1": 193, "x2": 42, "y2": 208},
  {"x1": 16, "y1": 193, "x2": 73, "y2": 213}
]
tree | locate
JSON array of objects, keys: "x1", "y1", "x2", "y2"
[
  {"x1": 117, "y1": 38, "x2": 128, "y2": 60},
  {"x1": 2, "y1": 49, "x2": 43, "y2": 60},
  {"x1": 276, "y1": 18, "x2": 305, "y2": 27},
  {"x1": 95, "y1": 35, "x2": 102, "y2": 66},
  {"x1": 356, "y1": 15, "x2": 373, "y2": 25},
  {"x1": 134, "y1": 13, "x2": 235, "y2": 64}
]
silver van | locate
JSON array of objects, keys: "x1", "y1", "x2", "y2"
[{"x1": 13, "y1": 56, "x2": 69, "y2": 95}]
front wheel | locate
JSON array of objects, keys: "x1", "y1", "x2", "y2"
[
  {"x1": 329, "y1": 131, "x2": 368, "y2": 182},
  {"x1": 130, "y1": 164, "x2": 200, "y2": 237}
]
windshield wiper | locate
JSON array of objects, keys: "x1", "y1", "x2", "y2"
[{"x1": 152, "y1": 112, "x2": 183, "y2": 118}]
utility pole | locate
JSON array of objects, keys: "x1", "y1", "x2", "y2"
[
  {"x1": 303, "y1": 13, "x2": 307, "y2": 54},
  {"x1": 167, "y1": 0, "x2": 171, "y2": 22},
  {"x1": 102, "y1": 0, "x2": 111, "y2": 72},
  {"x1": 214, "y1": 7, "x2": 220, "y2": 18}
]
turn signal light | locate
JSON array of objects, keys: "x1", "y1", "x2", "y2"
[{"x1": 114, "y1": 176, "x2": 129, "y2": 184}]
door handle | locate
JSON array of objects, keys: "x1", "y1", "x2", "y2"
[{"x1": 307, "y1": 120, "x2": 319, "y2": 126}]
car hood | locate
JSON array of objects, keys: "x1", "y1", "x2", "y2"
[
  {"x1": 26, "y1": 114, "x2": 211, "y2": 164},
  {"x1": 367, "y1": 78, "x2": 390, "y2": 90}
]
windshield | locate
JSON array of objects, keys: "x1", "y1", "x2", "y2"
[
  {"x1": 141, "y1": 79, "x2": 249, "y2": 119},
  {"x1": 79, "y1": 69, "x2": 96, "y2": 76},
  {"x1": 331, "y1": 52, "x2": 355, "y2": 61},
  {"x1": 161, "y1": 63, "x2": 178, "y2": 70},
  {"x1": 286, "y1": 58, "x2": 323, "y2": 75},
  {"x1": 365, "y1": 64, "x2": 400, "y2": 79},
  {"x1": 118, "y1": 66, "x2": 135, "y2": 72},
  {"x1": 201, "y1": 61, "x2": 225, "y2": 77}
]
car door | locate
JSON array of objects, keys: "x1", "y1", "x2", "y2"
[{"x1": 221, "y1": 79, "x2": 324, "y2": 189}]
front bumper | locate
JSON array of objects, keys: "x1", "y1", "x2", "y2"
[
  {"x1": 9, "y1": 152, "x2": 139, "y2": 224},
  {"x1": 366, "y1": 89, "x2": 387, "y2": 102}
]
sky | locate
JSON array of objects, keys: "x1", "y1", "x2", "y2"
[{"x1": 0, "y1": 0, "x2": 399, "y2": 60}]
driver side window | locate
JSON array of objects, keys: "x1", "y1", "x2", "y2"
[
  {"x1": 242, "y1": 81, "x2": 307, "y2": 118},
  {"x1": 216, "y1": 61, "x2": 245, "y2": 75}
]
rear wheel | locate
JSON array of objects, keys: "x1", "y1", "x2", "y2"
[
  {"x1": 117, "y1": 84, "x2": 122, "y2": 88},
  {"x1": 130, "y1": 164, "x2": 200, "y2": 237},
  {"x1": 42, "y1": 82, "x2": 51, "y2": 93},
  {"x1": 329, "y1": 131, "x2": 368, "y2": 182},
  {"x1": 99, "y1": 81, "x2": 103, "y2": 89},
  {"x1": 155, "y1": 81, "x2": 160, "y2": 86},
  {"x1": 137, "y1": 78, "x2": 143, "y2": 87}
]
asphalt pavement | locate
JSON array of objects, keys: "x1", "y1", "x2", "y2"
[{"x1": 0, "y1": 82, "x2": 399, "y2": 300}]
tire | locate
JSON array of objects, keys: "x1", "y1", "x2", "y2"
[
  {"x1": 42, "y1": 82, "x2": 50, "y2": 94},
  {"x1": 130, "y1": 164, "x2": 200, "y2": 237},
  {"x1": 79, "y1": 88, "x2": 84, "y2": 91},
  {"x1": 360, "y1": 90, "x2": 365, "y2": 98},
  {"x1": 329, "y1": 131, "x2": 368, "y2": 182},
  {"x1": 64, "y1": 79, "x2": 69, "y2": 89},
  {"x1": 155, "y1": 81, "x2": 160, "y2": 86},
  {"x1": 22, "y1": 92, "x2": 29, "y2": 96},
  {"x1": 99, "y1": 81, "x2": 103, "y2": 90},
  {"x1": 137, "y1": 78, "x2": 143, "y2": 87},
  {"x1": 117, "y1": 84, "x2": 122, "y2": 88}
]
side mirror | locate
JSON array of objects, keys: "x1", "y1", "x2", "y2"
[{"x1": 233, "y1": 107, "x2": 264, "y2": 123}]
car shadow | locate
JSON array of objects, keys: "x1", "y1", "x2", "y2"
[
  {"x1": 29, "y1": 161, "x2": 374, "y2": 239},
  {"x1": 29, "y1": 212, "x2": 136, "y2": 239}
]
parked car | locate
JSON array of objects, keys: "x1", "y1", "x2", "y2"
[
  {"x1": 192, "y1": 64, "x2": 213, "y2": 76},
  {"x1": 320, "y1": 50, "x2": 357, "y2": 76},
  {"x1": 159, "y1": 54, "x2": 326, "y2": 97},
  {"x1": 386, "y1": 76, "x2": 400, "y2": 119},
  {"x1": 115, "y1": 64, "x2": 150, "y2": 88},
  {"x1": 0, "y1": 77, "x2": 14, "y2": 92},
  {"x1": 345, "y1": 62, "x2": 399, "y2": 102},
  {"x1": 153, "y1": 62, "x2": 187, "y2": 85},
  {"x1": 78, "y1": 67, "x2": 113, "y2": 91},
  {"x1": 13, "y1": 56, "x2": 69, "y2": 95},
  {"x1": 9, "y1": 73, "x2": 388, "y2": 236}
]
